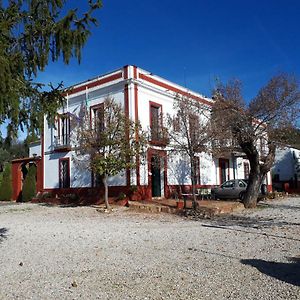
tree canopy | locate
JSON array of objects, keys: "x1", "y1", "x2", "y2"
[
  {"x1": 0, "y1": 0, "x2": 102, "y2": 137},
  {"x1": 75, "y1": 97, "x2": 147, "y2": 209},
  {"x1": 212, "y1": 74, "x2": 300, "y2": 207}
]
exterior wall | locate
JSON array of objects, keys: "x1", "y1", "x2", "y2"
[
  {"x1": 29, "y1": 142, "x2": 41, "y2": 157},
  {"x1": 272, "y1": 147, "x2": 300, "y2": 182}
]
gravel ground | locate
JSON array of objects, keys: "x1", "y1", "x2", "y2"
[{"x1": 0, "y1": 197, "x2": 299, "y2": 300}]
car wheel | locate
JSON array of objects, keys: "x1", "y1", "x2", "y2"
[{"x1": 239, "y1": 192, "x2": 245, "y2": 201}]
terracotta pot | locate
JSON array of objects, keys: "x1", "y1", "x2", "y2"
[{"x1": 177, "y1": 201, "x2": 184, "y2": 209}]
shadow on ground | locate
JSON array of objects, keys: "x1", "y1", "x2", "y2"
[
  {"x1": 241, "y1": 257, "x2": 300, "y2": 287},
  {"x1": 208, "y1": 214, "x2": 299, "y2": 229},
  {"x1": 199, "y1": 208, "x2": 300, "y2": 241},
  {"x1": 0, "y1": 228, "x2": 8, "y2": 243}
]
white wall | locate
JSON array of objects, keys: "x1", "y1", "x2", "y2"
[
  {"x1": 29, "y1": 142, "x2": 41, "y2": 157},
  {"x1": 272, "y1": 147, "x2": 300, "y2": 181}
]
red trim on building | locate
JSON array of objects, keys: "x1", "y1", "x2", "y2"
[
  {"x1": 133, "y1": 66, "x2": 138, "y2": 79},
  {"x1": 123, "y1": 65, "x2": 129, "y2": 80},
  {"x1": 68, "y1": 72, "x2": 123, "y2": 96},
  {"x1": 139, "y1": 73, "x2": 211, "y2": 106},
  {"x1": 134, "y1": 82, "x2": 140, "y2": 186},
  {"x1": 11, "y1": 157, "x2": 42, "y2": 201}
]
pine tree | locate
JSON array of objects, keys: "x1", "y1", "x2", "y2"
[
  {"x1": 22, "y1": 164, "x2": 37, "y2": 202},
  {"x1": 0, "y1": 1, "x2": 102, "y2": 137},
  {"x1": 0, "y1": 164, "x2": 13, "y2": 201}
]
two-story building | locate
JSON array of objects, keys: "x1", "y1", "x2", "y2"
[{"x1": 12, "y1": 65, "x2": 272, "y2": 202}]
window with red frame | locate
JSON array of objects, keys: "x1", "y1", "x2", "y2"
[
  {"x1": 57, "y1": 114, "x2": 70, "y2": 146},
  {"x1": 150, "y1": 103, "x2": 162, "y2": 141},
  {"x1": 92, "y1": 103, "x2": 105, "y2": 133}
]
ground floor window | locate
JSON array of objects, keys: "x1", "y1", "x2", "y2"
[
  {"x1": 244, "y1": 162, "x2": 250, "y2": 179},
  {"x1": 59, "y1": 158, "x2": 70, "y2": 188}
]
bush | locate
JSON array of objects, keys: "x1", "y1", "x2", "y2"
[
  {"x1": 22, "y1": 164, "x2": 37, "y2": 202},
  {"x1": 0, "y1": 164, "x2": 12, "y2": 201}
]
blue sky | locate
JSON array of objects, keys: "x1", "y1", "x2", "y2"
[
  {"x1": 37, "y1": 0, "x2": 300, "y2": 102},
  {"x1": 4, "y1": 0, "x2": 298, "y2": 140}
]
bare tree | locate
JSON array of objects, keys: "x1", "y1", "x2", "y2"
[
  {"x1": 212, "y1": 74, "x2": 300, "y2": 208},
  {"x1": 166, "y1": 94, "x2": 211, "y2": 209},
  {"x1": 74, "y1": 97, "x2": 147, "y2": 209}
]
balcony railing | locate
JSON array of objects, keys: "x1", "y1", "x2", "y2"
[
  {"x1": 149, "y1": 127, "x2": 169, "y2": 146},
  {"x1": 53, "y1": 134, "x2": 71, "y2": 151}
]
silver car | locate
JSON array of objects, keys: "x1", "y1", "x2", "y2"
[{"x1": 211, "y1": 179, "x2": 248, "y2": 200}]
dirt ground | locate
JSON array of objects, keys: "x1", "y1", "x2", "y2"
[{"x1": 0, "y1": 197, "x2": 299, "y2": 299}]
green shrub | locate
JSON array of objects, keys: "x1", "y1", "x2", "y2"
[
  {"x1": 0, "y1": 164, "x2": 12, "y2": 201},
  {"x1": 118, "y1": 192, "x2": 127, "y2": 200},
  {"x1": 22, "y1": 164, "x2": 37, "y2": 202}
]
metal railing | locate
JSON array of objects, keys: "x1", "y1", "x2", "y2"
[{"x1": 54, "y1": 134, "x2": 71, "y2": 149}]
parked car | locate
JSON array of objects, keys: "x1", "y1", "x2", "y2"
[{"x1": 211, "y1": 179, "x2": 267, "y2": 200}]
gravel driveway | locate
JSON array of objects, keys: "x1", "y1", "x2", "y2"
[{"x1": 0, "y1": 197, "x2": 299, "y2": 300}]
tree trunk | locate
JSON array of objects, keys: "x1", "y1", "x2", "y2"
[
  {"x1": 243, "y1": 167, "x2": 263, "y2": 208},
  {"x1": 190, "y1": 157, "x2": 197, "y2": 210},
  {"x1": 103, "y1": 174, "x2": 110, "y2": 209}
]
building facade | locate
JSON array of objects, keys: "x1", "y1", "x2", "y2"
[{"x1": 13, "y1": 65, "x2": 272, "y2": 201}]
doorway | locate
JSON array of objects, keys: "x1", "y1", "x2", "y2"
[
  {"x1": 149, "y1": 151, "x2": 166, "y2": 198},
  {"x1": 219, "y1": 158, "x2": 229, "y2": 184},
  {"x1": 151, "y1": 155, "x2": 161, "y2": 197}
]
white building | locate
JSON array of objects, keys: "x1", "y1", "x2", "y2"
[
  {"x1": 21, "y1": 65, "x2": 272, "y2": 201},
  {"x1": 272, "y1": 146, "x2": 300, "y2": 191}
]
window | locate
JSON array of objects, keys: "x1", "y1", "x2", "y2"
[
  {"x1": 189, "y1": 114, "x2": 199, "y2": 142},
  {"x1": 193, "y1": 156, "x2": 201, "y2": 185},
  {"x1": 244, "y1": 162, "x2": 250, "y2": 179},
  {"x1": 92, "y1": 103, "x2": 104, "y2": 133},
  {"x1": 56, "y1": 114, "x2": 70, "y2": 147},
  {"x1": 59, "y1": 158, "x2": 70, "y2": 188},
  {"x1": 173, "y1": 116, "x2": 180, "y2": 132},
  {"x1": 150, "y1": 103, "x2": 162, "y2": 141}
]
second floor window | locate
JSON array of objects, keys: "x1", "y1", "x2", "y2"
[
  {"x1": 92, "y1": 103, "x2": 105, "y2": 134},
  {"x1": 61, "y1": 115, "x2": 70, "y2": 144},
  {"x1": 150, "y1": 103, "x2": 162, "y2": 141},
  {"x1": 193, "y1": 156, "x2": 201, "y2": 185},
  {"x1": 56, "y1": 114, "x2": 70, "y2": 147}
]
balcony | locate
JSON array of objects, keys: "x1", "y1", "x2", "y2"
[
  {"x1": 53, "y1": 134, "x2": 71, "y2": 152},
  {"x1": 149, "y1": 127, "x2": 169, "y2": 146}
]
